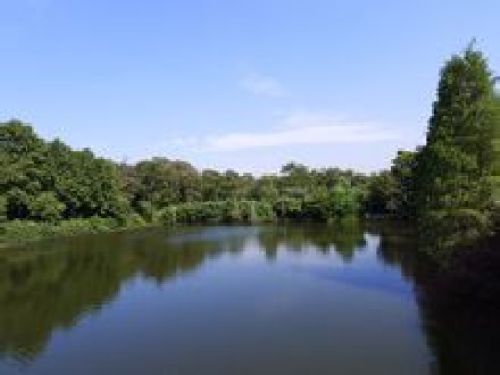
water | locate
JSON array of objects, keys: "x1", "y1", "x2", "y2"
[{"x1": 0, "y1": 223, "x2": 498, "y2": 374}]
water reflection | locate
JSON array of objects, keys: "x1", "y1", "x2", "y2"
[
  {"x1": 373, "y1": 223, "x2": 500, "y2": 375},
  {"x1": 257, "y1": 221, "x2": 366, "y2": 261},
  {"x1": 0, "y1": 223, "x2": 499, "y2": 374},
  {"x1": 0, "y1": 227, "x2": 245, "y2": 361}
]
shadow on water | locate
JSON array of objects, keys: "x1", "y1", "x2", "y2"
[
  {"x1": 372, "y1": 222, "x2": 500, "y2": 375},
  {"x1": 0, "y1": 222, "x2": 500, "y2": 373}
]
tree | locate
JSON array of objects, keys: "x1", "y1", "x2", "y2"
[
  {"x1": 414, "y1": 45, "x2": 497, "y2": 256},
  {"x1": 328, "y1": 178, "x2": 360, "y2": 218},
  {"x1": 252, "y1": 175, "x2": 279, "y2": 202},
  {"x1": 30, "y1": 192, "x2": 65, "y2": 222},
  {"x1": 492, "y1": 81, "x2": 500, "y2": 204},
  {"x1": 0, "y1": 195, "x2": 6, "y2": 222},
  {"x1": 365, "y1": 172, "x2": 398, "y2": 216},
  {"x1": 0, "y1": 120, "x2": 129, "y2": 221},
  {"x1": 200, "y1": 169, "x2": 221, "y2": 201},
  {"x1": 0, "y1": 120, "x2": 46, "y2": 219},
  {"x1": 391, "y1": 150, "x2": 418, "y2": 219}
]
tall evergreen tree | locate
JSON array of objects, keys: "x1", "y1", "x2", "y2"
[
  {"x1": 492, "y1": 78, "x2": 500, "y2": 204},
  {"x1": 415, "y1": 45, "x2": 497, "y2": 256}
]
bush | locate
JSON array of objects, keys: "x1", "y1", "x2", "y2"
[
  {"x1": 273, "y1": 198, "x2": 302, "y2": 219},
  {"x1": 158, "y1": 206, "x2": 176, "y2": 226},
  {"x1": 29, "y1": 192, "x2": 65, "y2": 222},
  {"x1": 126, "y1": 212, "x2": 147, "y2": 228},
  {"x1": 254, "y1": 201, "x2": 275, "y2": 222},
  {"x1": 159, "y1": 200, "x2": 276, "y2": 226},
  {"x1": 0, "y1": 195, "x2": 6, "y2": 222}
]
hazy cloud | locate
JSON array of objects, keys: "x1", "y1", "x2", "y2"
[
  {"x1": 175, "y1": 112, "x2": 400, "y2": 152},
  {"x1": 240, "y1": 73, "x2": 288, "y2": 98}
]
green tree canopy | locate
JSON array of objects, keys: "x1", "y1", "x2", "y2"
[{"x1": 415, "y1": 45, "x2": 498, "y2": 256}]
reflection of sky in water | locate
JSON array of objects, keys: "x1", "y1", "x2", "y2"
[
  {"x1": 0, "y1": 225, "x2": 433, "y2": 375},
  {"x1": 260, "y1": 233, "x2": 413, "y2": 299},
  {"x1": 290, "y1": 263, "x2": 413, "y2": 299},
  {"x1": 167, "y1": 226, "x2": 262, "y2": 245}
]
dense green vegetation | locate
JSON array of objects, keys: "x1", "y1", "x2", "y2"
[
  {"x1": 492, "y1": 79, "x2": 500, "y2": 204},
  {"x1": 414, "y1": 45, "x2": 500, "y2": 258},
  {"x1": 1, "y1": 45, "x2": 499, "y2": 262},
  {"x1": 0, "y1": 123, "x2": 376, "y2": 233},
  {"x1": 0, "y1": 122, "x2": 128, "y2": 222}
]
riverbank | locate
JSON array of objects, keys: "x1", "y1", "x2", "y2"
[
  {"x1": 0, "y1": 211, "x2": 362, "y2": 248},
  {"x1": 0, "y1": 217, "x2": 149, "y2": 248}
]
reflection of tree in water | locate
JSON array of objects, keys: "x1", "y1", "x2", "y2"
[
  {"x1": 368, "y1": 221, "x2": 426, "y2": 281},
  {"x1": 257, "y1": 220, "x2": 366, "y2": 262},
  {"x1": 3, "y1": 224, "x2": 499, "y2": 373},
  {"x1": 416, "y1": 236, "x2": 500, "y2": 375},
  {"x1": 0, "y1": 227, "x2": 246, "y2": 362},
  {"x1": 375, "y1": 224, "x2": 500, "y2": 375},
  {"x1": 0, "y1": 242, "x2": 127, "y2": 361},
  {"x1": 0, "y1": 223, "x2": 367, "y2": 362}
]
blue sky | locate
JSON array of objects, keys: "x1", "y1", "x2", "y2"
[{"x1": 1, "y1": 1, "x2": 499, "y2": 174}]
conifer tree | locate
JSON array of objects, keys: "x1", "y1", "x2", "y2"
[{"x1": 415, "y1": 45, "x2": 497, "y2": 255}]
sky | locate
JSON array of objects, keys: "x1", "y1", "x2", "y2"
[{"x1": 1, "y1": 0, "x2": 499, "y2": 174}]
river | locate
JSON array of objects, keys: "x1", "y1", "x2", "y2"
[{"x1": 0, "y1": 222, "x2": 498, "y2": 374}]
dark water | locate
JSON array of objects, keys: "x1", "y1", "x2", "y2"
[{"x1": 0, "y1": 223, "x2": 499, "y2": 374}]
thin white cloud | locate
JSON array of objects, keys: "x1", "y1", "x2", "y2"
[
  {"x1": 240, "y1": 73, "x2": 288, "y2": 98},
  {"x1": 176, "y1": 112, "x2": 400, "y2": 152}
]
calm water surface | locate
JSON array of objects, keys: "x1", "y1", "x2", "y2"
[{"x1": 0, "y1": 223, "x2": 498, "y2": 374}]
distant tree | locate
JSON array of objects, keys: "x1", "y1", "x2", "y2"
[
  {"x1": 328, "y1": 178, "x2": 360, "y2": 218},
  {"x1": 201, "y1": 169, "x2": 221, "y2": 201},
  {"x1": 252, "y1": 175, "x2": 279, "y2": 202}
]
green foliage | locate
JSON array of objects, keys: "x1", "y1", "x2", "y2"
[
  {"x1": 0, "y1": 195, "x2": 6, "y2": 222},
  {"x1": 0, "y1": 118, "x2": 417, "y2": 240},
  {"x1": 126, "y1": 158, "x2": 201, "y2": 211},
  {"x1": 254, "y1": 200, "x2": 274, "y2": 220},
  {"x1": 0, "y1": 120, "x2": 129, "y2": 222},
  {"x1": 414, "y1": 45, "x2": 498, "y2": 256},
  {"x1": 124, "y1": 212, "x2": 147, "y2": 228},
  {"x1": 391, "y1": 150, "x2": 418, "y2": 219},
  {"x1": 1, "y1": 46, "x2": 498, "y2": 253},
  {"x1": 492, "y1": 91, "x2": 500, "y2": 203},
  {"x1": 121, "y1": 154, "x2": 370, "y2": 224},
  {"x1": 29, "y1": 192, "x2": 65, "y2": 222},
  {"x1": 0, "y1": 217, "x2": 120, "y2": 243},
  {"x1": 328, "y1": 179, "x2": 361, "y2": 218},
  {"x1": 159, "y1": 201, "x2": 276, "y2": 225},
  {"x1": 365, "y1": 171, "x2": 398, "y2": 216},
  {"x1": 274, "y1": 197, "x2": 303, "y2": 219}
]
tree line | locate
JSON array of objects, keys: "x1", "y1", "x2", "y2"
[
  {"x1": 0, "y1": 122, "x2": 372, "y2": 224},
  {"x1": 1, "y1": 45, "x2": 499, "y2": 259}
]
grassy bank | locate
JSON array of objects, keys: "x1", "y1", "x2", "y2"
[
  {"x1": 0, "y1": 199, "x2": 362, "y2": 247},
  {"x1": 0, "y1": 217, "x2": 149, "y2": 247}
]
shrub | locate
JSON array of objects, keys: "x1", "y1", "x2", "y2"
[
  {"x1": 0, "y1": 217, "x2": 121, "y2": 244},
  {"x1": 0, "y1": 195, "x2": 6, "y2": 222},
  {"x1": 29, "y1": 192, "x2": 65, "y2": 222},
  {"x1": 158, "y1": 200, "x2": 276, "y2": 226}
]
